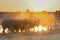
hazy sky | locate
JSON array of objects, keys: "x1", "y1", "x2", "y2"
[{"x1": 0, "y1": 0, "x2": 60, "y2": 12}]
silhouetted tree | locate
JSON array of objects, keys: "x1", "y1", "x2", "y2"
[{"x1": 55, "y1": 10, "x2": 60, "y2": 16}]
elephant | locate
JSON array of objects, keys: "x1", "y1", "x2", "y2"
[
  {"x1": 15, "y1": 19, "x2": 40, "y2": 32},
  {"x1": 1, "y1": 19, "x2": 40, "y2": 33},
  {"x1": 1, "y1": 19, "x2": 19, "y2": 33}
]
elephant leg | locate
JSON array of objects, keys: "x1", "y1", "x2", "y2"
[
  {"x1": 3, "y1": 28, "x2": 5, "y2": 33},
  {"x1": 11, "y1": 30, "x2": 15, "y2": 33},
  {"x1": 25, "y1": 29, "x2": 30, "y2": 32},
  {"x1": 15, "y1": 29, "x2": 19, "y2": 33},
  {"x1": 21, "y1": 29, "x2": 23, "y2": 33},
  {"x1": 15, "y1": 28, "x2": 19, "y2": 33},
  {"x1": 8, "y1": 28, "x2": 13, "y2": 33},
  {"x1": 10, "y1": 28, "x2": 15, "y2": 33},
  {"x1": 8, "y1": 28, "x2": 11, "y2": 33}
]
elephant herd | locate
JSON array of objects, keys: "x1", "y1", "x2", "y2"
[{"x1": 1, "y1": 19, "x2": 39, "y2": 33}]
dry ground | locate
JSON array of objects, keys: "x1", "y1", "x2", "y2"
[{"x1": 0, "y1": 29, "x2": 60, "y2": 40}]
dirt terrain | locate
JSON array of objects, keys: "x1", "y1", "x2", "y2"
[{"x1": 0, "y1": 30, "x2": 60, "y2": 40}]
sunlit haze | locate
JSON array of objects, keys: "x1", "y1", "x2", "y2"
[{"x1": 0, "y1": 0, "x2": 60, "y2": 12}]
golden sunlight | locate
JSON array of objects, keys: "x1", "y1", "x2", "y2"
[
  {"x1": 34, "y1": 26, "x2": 38, "y2": 32},
  {"x1": 38, "y1": 26, "x2": 43, "y2": 32},
  {"x1": 43, "y1": 27, "x2": 48, "y2": 31},
  {"x1": 30, "y1": 25, "x2": 48, "y2": 32}
]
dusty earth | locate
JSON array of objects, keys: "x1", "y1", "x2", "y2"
[{"x1": 0, "y1": 30, "x2": 60, "y2": 40}]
